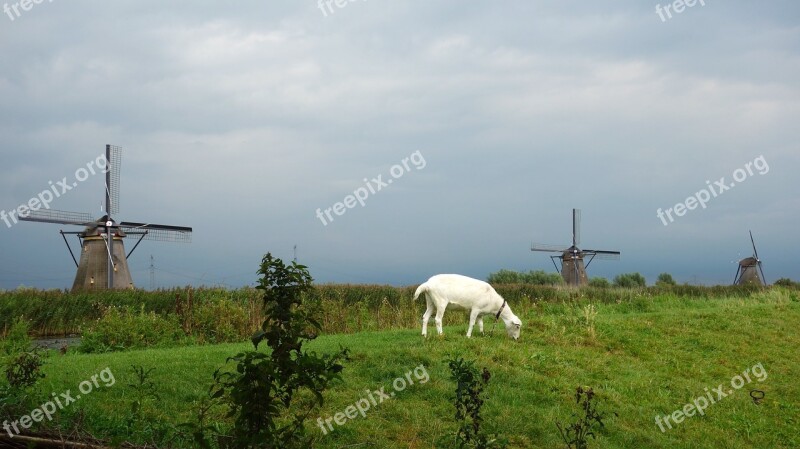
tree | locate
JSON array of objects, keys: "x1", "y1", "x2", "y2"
[
  {"x1": 612, "y1": 273, "x2": 646, "y2": 288},
  {"x1": 655, "y1": 273, "x2": 676, "y2": 287}
]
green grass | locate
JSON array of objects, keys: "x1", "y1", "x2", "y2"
[
  {"x1": 5, "y1": 289, "x2": 800, "y2": 448},
  {"x1": 0, "y1": 284, "x2": 771, "y2": 337}
]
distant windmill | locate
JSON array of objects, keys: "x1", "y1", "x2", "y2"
[
  {"x1": 20, "y1": 145, "x2": 192, "y2": 291},
  {"x1": 734, "y1": 231, "x2": 766, "y2": 286},
  {"x1": 531, "y1": 209, "x2": 620, "y2": 286}
]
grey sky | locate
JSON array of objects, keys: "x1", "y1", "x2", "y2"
[{"x1": 1, "y1": 0, "x2": 798, "y2": 289}]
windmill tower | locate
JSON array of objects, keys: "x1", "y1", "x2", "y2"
[
  {"x1": 20, "y1": 145, "x2": 192, "y2": 291},
  {"x1": 734, "y1": 231, "x2": 766, "y2": 286},
  {"x1": 531, "y1": 209, "x2": 620, "y2": 286}
]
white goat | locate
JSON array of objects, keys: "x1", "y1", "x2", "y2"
[{"x1": 413, "y1": 274, "x2": 522, "y2": 340}]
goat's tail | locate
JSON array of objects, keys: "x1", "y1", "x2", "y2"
[{"x1": 413, "y1": 283, "x2": 427, "y2": 301}]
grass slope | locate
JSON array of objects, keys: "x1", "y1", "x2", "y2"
[{"x1": 18, "y1": 290, "x2": 800, "y2": 448}]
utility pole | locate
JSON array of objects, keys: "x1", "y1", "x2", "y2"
[{"x1": 150, "y1": 255, "x2": 155, "y2": 290}]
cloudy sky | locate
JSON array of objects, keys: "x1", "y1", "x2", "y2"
[{"x1": 1, "y1": 0, "x2": 798, "y2": 290}]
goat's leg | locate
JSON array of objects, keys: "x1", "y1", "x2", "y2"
[
  {"x1": 466, "y1": 308, "x2": 480, "y2": 338},
  {"x1": 421, "y1": 300, "x2": 433, "y2": 337},
  {"x1": 434, "y1": 308, "x2": 445, "y2": 336}
]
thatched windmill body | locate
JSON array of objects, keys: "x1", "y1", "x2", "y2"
[
  {"x1": 734, "y1": 231, "x2": 766, "y2": 286},
  {"x1": 20, "y1": 145, "x2": 192, "y2": 291},
  {"x1": 531, "y1": 209, "x2": 620, "y2": 286}
]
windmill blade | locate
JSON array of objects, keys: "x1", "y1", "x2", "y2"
[
  {"x1": 584, "y1": 251, "x2": 620, "y2": 261},
  {"x1": 105, "y1": 145, "x2": 122, "y2": 215},
  {"x1": 573, "y1": 209, "x2": 581, "y2": 246},
  {"x1": 583, "y1": 249, "x2": 620, "y2": 260},
  {"x1": 18, "y1": 209, "x2": 94, "y2": 226},
  {"x1": 531, "y1": 243, "x2": 568, "y2": 252},
  {"x1": 749, "y1": 230, "x2": 759, "y2": 260},
  {"x1": 119, "y1": 222, "x2": 192, "y2": 243}
]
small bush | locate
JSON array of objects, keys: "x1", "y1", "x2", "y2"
[
  {"x1": 488, "y1": 269, "x2": 563, "y2": 286},
  {"x1": 446, "y1": 357, "x2": 506, "y2": 449},
  {"x1": 556, "y1": 387, "x2": 613, "y2": 449},
  {"x1": 5, "y1": 351, "x2": 45, "y2": 389},
  {"x1": 208, "y1": 253, "x2": 349, "y2": 448},
  {"x1": 79, "y1": 306, "x2": 185, "y2": 353},
  {"x1": 613, "y1": 273, "x2": 646, "y2": 288},
  {"x1": 192, "y1": 299, "x2": 251, "y2": 344},
  {"x1": 775, "y1": 278, "x2": 797, "y2": 288},
  {"x1": 1, "y1": 317, "x2": 33, "y2": 357},
  {"x1": 655, "y1": 273, "x2": 676, "y2": 287},
  {"x1": 588, "y1": 277, "x2": 610, "y2": 288}
]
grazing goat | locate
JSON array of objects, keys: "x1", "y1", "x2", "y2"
[{"x1": 413, "y1": 274, "x2": 522, "y2": 340}]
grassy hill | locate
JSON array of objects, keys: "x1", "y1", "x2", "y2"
[{"x1": 6, "y1": 288, "x2": 798, "y2": 448}]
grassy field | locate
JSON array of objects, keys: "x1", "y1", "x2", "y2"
[
  {"x1": 5, "y1": 287, "x2": 798, "y2": 448},
  {"x1": 0, "y1": 284, "x2": 763, "y2": 338}
]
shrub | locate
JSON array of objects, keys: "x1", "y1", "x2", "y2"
[
  {"x1": 1, "y1": 317, "x2": 33, "y2": 358},
  {"x1": 488, "y1": 269, "x2": 563, "y2": 286},
  {"x1": 192, "y1": 298, "x2": 251, "y2": 344},
  {"x1": 588, "y1": 277, "x2": 610, "y2": 288},
  {"x1": 655, "y1": 273, "x2": 677, "y2": 287},
  {"x1": 556, "y1": 386, "x2": 613, "y2": 449},
  {"x1": 0, "y1": 318, "x2": 45, "y2": 416},
  {"x1": 487, "y1": 269, "x2": 523, "y2": 284},
  {"x1": 613, "y1": 273, "x2": 646, "y2": 288},
  {"x1": 447, "y1": 357, "x2": 506, "y2": 449},
  {"x1": 79, "y1": 306, "x2": 185, "y2": 353},
  {"x1": 209, "y1": 253, "x2": 349, "y2": 449},
  {"x1": 775, "y1": 278, "x2": 797, "y2": 287}
]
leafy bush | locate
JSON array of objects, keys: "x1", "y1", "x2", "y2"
[
  {"x1": 79, "y1": 306, "x2": 185, "y2": 353},
  {"x1": 588, "y1": 277, "x2": 610, "y2": 288},
  {"x1": 209, "y1": 253, "x2": 349, "y2": 449},
  {"x1": 446, "y1": 357, "x2": 506, "y2": 449},
  {"x1": 612, "y1": 273, "x2": 646, "y2": 288},
  {"x1": 775, "y1": 278, "x2": 797, "y2": 287},
  {"x1": 5, "y1": 351, "x2": 45, "y2": 389},
  {"x1": 556, "y1": 387, "x2": 613, "y2": 449},
  {"x1": 655, "y1": 273, "x2": 677, "y2": 287},
  {"x1": 1, "y1": 317, "x2": 33, "y2": 357},
  {"x1": 486, "y1": 269, "x2": 521, "y2": 284},
  {"x1": 488, "y1": 269, "x2": 563, "y2": 285},
  {"x1": 0, "y1": 318, "x2": 45, "y2": 416},
  {"x1": 192, "y1": 299, "x2": 251, "y2": 344}
]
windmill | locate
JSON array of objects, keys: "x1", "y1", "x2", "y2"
[
  {"x1": 733, "y1": 231, "x2": 765, "y2": 286},
  {"x1": 531, "y1": 209, "x2": 620, "y2": 286},
  {"x1": 20, "y1": 145, "x2": 192, "y2": 291}
]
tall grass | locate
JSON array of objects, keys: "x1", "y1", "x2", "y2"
[{"x1": 0, "y1": 283, "x2": 777, "y2": 338}]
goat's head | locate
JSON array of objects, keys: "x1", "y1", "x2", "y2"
[{"x1": 505, "y1": 315, "x2": 522, "y2": 340}]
